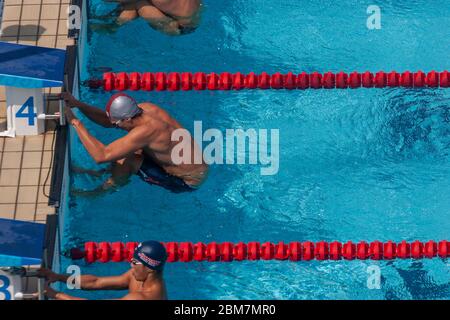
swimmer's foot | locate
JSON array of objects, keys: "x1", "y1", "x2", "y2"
[
  {"x1": 70, "y1": 179, "x2": 119, "y2": 198},
  {"x1": 71, "y1": 166, "x2": 110, "y2": 177},
  {"x1": 90, "y1": 15, "x2": 137, "y2": 34},
  {"x1": 90, "y1": 7, "x2": 121, "y2": 21},
  {"x1": 146, "y1": 21, "x2": 181, "y2": 36},
  {"x1": 70, "y1": 185, "x2": 117, "y2": 198},
  {"x1": 89, "y1": 21, "x2": 121, "y2": 34}
]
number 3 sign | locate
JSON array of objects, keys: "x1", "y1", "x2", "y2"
[{"x1": 0, "y1": 271, "x2": 21, "y2": 300}]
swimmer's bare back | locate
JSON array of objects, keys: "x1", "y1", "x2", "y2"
[
  {"x1": 135, "y1": 103, "x2": 208, "y2": 187},
  {"x1": 150, "y1": 0, "x2": 201, "y2": 26},
  {"x1": 107, "y1": 0, "x2": 201, "y2": 17},
  {"x1": 104, "y1": 0, "x2": 201, "y2": 34}
]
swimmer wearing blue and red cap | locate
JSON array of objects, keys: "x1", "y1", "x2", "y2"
[
  {"x1": 39, "y1": 241, "x2": 168, "y2": 300},
  {"x1": 62, "y1": 91, "x2": 208, "y2": 194}
]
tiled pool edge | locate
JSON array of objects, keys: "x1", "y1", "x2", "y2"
[
  {"x1": 0, "y1": 0, "x2": 83, "y2": 297},
  {"x1": 50, "y1": 0, "x2": 88, "y2": 277},
  {"x1": 0, "y1": 0, "x2": 78, "y2": 221}
]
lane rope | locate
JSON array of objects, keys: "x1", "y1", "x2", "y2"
[
  {"x1": 70, "y1": 240, "x2": 449, "y2": 263},
  {"x1": 84, "y1": 71, "x2": 450, "y2": 91}
]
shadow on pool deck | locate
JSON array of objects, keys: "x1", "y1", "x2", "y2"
[{"x1": 0, "y1": 24, "x2": 46, "y2": 41}]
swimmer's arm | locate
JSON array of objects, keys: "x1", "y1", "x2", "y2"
[
  {"x1": 76, "y1": 102, "x2": 113, "y2": 128},
  {"x1": 54, "y1": 285, "x2": 156, "y2": 301},
  {"x1": 117, "y1": 293, "x2": 147, "y2": 300},
  {"x1": 79, "y1": 271, "x2": 132, "y2": 291},
  {"x1": 117, "y1": 291, "x2": 164, "y2": 300},
  {"x1": 71, "y1": 119, "x2": 150, "y2": 164},
  {"x1": 52, "y1": 292, "x2": 87, "y2": 300},
  {"x1": 40, "y1": 268, "x2": 131, "y2": 291},
  {"x1": 62, "y1": 92, "x2": 113, "y2": 128},
  {"x1": 42, "y1": 280, "x2": 87, "y2": 300},
  {"x1": 43, "y1": 272, "x2": 132, "y2": 300},
  {"x1": 53, "y1": 292, "x2": 149, "y2": 301}
]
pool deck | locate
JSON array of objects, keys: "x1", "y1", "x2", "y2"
[
  {"x1": 0, "y1": 0, "x2": 73, "y2": 222},
  {"x1": 0, "y1": 0, "x2": 74, "y2": 298}
]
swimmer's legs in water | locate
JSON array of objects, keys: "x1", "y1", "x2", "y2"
[
  {"x1": 135, "y1": 0, "x2": 181, "y2": 36},
  {"x1": 71, "y1": 165, "x2": 111, "y2": 177},
  {"x1": 71, "y1": 152, "x2": 143, "y2": 197},
  {"x1": 89, "y1": 2, "x2": 138, "y2": 34},
  {"x1": 117, "y1": 3, "x2": 139, "y2": 25}
]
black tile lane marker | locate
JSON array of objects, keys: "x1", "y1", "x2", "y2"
[
  {"x1": 12, "y1": 136, "x2": 25, "y2": 219},
  {"x1": 35, "y1": 0, "x2": 43, "y2": 45},
  {"x1": 14, "y1": 0, "x2": 23, "y2": 43}
]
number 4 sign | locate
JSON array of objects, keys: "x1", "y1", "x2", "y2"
[
  {"x1": 6, "y1": 87, "x2": 45, "y2": 136},
  {"x1": 15, "y1": 97, "x2": 37, "y2": 126}
]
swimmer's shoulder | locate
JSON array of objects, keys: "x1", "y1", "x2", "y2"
[
  {"x1": 138, "y1": 102, "x2": 159, "y2": 111},
  {"x1": 139, "y1": 102, "x2": 169, "y2": 118},
  {"x1": 139, "y1": 102, "x2": 178, "y2": 125}
]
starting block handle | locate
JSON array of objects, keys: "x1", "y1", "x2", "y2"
[
  {"x1": 37, "y1": 114, "x2": 60, "y2": 120},
  {"x1": 14, "y1": 292, "x2": 39, "y2": 300},
  {"x1": 36, "y1": 98, "x2": 66, "y2": 125},
  {"x1": 60, "y1": 98, "x2": 66, "y2": 126}
]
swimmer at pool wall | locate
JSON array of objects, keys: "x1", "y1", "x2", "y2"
[
  {"x1": 62, "y1": 91, "x2": 208, "y2": 194},
  {"x1": 39, "y1": 241, "x2": 168, "y2": 300},
  {"x1": 99, "y1": 0, "x2": 202, "y2": 36}
]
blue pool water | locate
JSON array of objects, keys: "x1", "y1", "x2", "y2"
[{"x1": 62, "y1": 0, "x2": 450, "y2": 299}]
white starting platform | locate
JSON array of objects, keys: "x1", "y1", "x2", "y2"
[{"x1": 0, "y1": 41, "x2": 66, "y2": 137}]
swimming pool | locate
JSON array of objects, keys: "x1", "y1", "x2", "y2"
[{"x1": 61, "y1": 0, "x2": 450, "y2": 299}]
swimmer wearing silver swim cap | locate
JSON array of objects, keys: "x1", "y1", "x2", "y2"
[
  {"x1": 105, "y1": 93, "x2": 143, "y2": 125},
  {"x1": 62, "y1": 89, "x2": 208, "y2": 192}
]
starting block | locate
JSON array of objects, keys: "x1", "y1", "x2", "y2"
[
  {"x1": 0, "y1": 41, "x2": 66, "y2": 137},
  {"x1": 0, "y1": 218, "x2": 46, "y2": 300}
]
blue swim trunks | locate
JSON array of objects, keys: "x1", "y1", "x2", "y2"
[{"x1": 137, "y1": 156, "x2": 195, "y2": 193}]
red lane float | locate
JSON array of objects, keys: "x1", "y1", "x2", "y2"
[
  {"x1": 86, "y1": 71, "x2": 450, "y2": 91},
  {"x1": 70, "y1": 240, "x2": 449, "y2": 264}
]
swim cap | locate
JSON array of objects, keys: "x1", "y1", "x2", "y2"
[
  {"x1": 105, "y1": 93, "x2": 141, "y2": 121},
  {"x1": 133, "y1": 241, "x2": 167, "y2": 271}
]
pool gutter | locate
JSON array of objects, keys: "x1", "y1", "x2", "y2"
[{"x1": 49, "y1": 0, "x2": 88, "y2": 276}]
